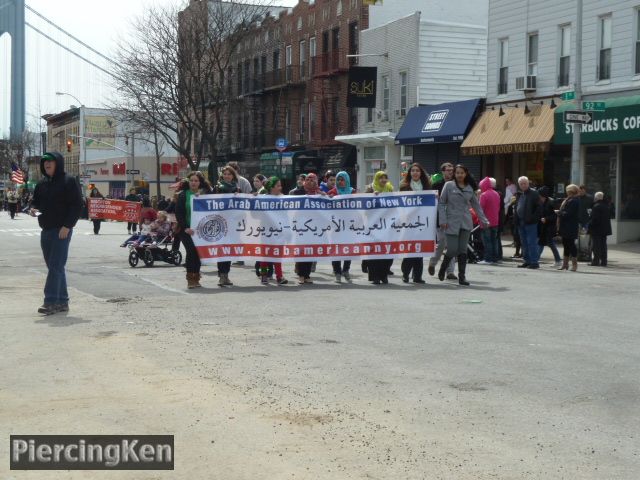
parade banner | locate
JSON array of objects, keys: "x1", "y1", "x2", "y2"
[
  {"x1": 191, "y1": 192, "x2": 437, "y2": 263},
  {"x1": 88, "y1": 198, "x2": 141, "y2": 222}
]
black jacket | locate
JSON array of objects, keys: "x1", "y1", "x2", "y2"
[
  {"x1": 588, "y1": 200, "x2": 612, "y2": 236},
  {"x1": 538, "y1": 198, "x2": 557, "y2": 243},
  {"x1": 31, "y1": 152, "x2": 83, "y2": 230},
  {"x1": 558, "y1": 196, "x2": 580, "y2": 239},
  {"x1": 515, "y1": 188, "x2": 542, "y2": 225}
]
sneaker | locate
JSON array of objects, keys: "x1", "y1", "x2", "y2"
[
  {"x1": 402, "y1": 275, "x2": 409, "y2": 283},
  {"x1": 554, "y1": 260, "x2": 563, "y2": 267},
  {"x1": 37, "y1": 303, "x2": 53, "y2": 314},
  {"x1": 527, "y1": 264, "x2": 540, "y2": 269},
  {"x1": 304, "y1": 278, "x2": 314, "y2": 284},
  {"x1": 277, "y1": 278, "x2": 289, "y2": 285},
  {"x1": 334, "y1": 274, "x2": 342, "y2": 283},
  {"x1": 446, "y1": 273, "x2": 458, "y2": 280},
  {"x1": 477, "y1": 260, "x2": 493, "y2": 265},
  {"x1": 517, "y1": 263, "x2": 530, "y2": 268},
  {"x1": 298, "y1": 276, "x2": 306, "y2": 285},
  {"x1": 261, "y1": 275, "x2": 268, "y2": 284},
  {"x1": 428, "y1": 265, "x2": 436, "y2": 276},
  {"x1": 343, "y1": 272, "x2": 352, "y2": 283},
  {"x1": 56, "y1": 303, "x2": 69, "y2": 312},
  {"x1": 413, "y1": 278, "x2": 426, "y2": 284}
]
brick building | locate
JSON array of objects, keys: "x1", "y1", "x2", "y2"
[{"x1": 184, "y1": 0, "x2": 373, "y2": 187}]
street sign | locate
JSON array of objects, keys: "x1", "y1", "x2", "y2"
[
  {"x1": 582, "y1": 101, "x2": 605, "y2": 111},
  {"x1": 126, "y1": 169, "x2": 140, "y2": 174},
  {"x1": 561, "y1": 91, "x2": 575, "y2": 101},
  {"x1": 563, "y1": 110, "x2": 593, "y2": 124},
  {"x1": 275, "y1": 137, "x2": 288, "y2": 152}
]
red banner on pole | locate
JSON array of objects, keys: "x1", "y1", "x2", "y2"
[{"x1": 88, "y1": 198, "x2": 141, "y2": 222}]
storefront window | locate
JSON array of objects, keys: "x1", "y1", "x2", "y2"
[
  {"x1": 621, "y1": 145, "x2": 640, "y2": 220},
  {"x1": 363, "y1": 146, "x2": 385, "y2": 186},
  {"x1": 584, "y1": 146, "x2": 617, "y2": 218}
]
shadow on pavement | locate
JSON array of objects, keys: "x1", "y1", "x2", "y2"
[{"x1": 35, "y1": 315, "x2": 91, "y2": 327}]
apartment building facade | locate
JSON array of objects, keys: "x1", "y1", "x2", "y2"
[
  {"x1": 462, "y1": 0, "x2": 640, "y2": 242},
  {"x1": 336, "y1": 10, "x2": 488, "y2": 191}
]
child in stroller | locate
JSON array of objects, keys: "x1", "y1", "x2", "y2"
[{"x1": 122, "y1": 212, "x2": 182, "y2": 267}]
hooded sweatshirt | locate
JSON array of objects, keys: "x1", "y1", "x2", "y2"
[
  {"x1": 31, "y1": 152, "x2": 83, "y2": 230},
  {"x1": 479, "y1": 176, "x2": 500, "y2": 228}
]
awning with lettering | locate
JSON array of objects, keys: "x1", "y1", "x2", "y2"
[
  {"x1": 460, "y1": 104, "x2": 555, "y2": 156},
  {"x1": 395, "y1": 98, "x2": 482, "y2": 145},
  {"x1": 554, "y1": 95, "x2": 640, "y2": 144}
]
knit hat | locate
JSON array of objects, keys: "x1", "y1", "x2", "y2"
[{"x1": 264, "y1": 176, "x2": 280, "y2": 193}]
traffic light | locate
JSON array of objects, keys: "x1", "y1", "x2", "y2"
[{"x1": 66, "y1": 139, "x2": 72, "y2": 153}]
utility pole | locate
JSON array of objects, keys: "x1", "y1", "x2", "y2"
[{"x1": 571, "y1": 0, "x2": 583, "y2": 185}]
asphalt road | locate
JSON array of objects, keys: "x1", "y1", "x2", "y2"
[{"x1": 1, "y1": 213, "x2": 639, "y2": 479}]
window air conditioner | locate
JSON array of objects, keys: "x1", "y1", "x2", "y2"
[{"x1": 516, "y1": 75, "x2": 537, "y2": 91}]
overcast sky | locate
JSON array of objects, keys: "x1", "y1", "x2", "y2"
[{"x1": 0, "y1": 0, "x2": 298, "y2": 138}]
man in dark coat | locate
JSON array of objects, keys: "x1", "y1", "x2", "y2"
[
  {"x1": 30, "y1": 152, "x2": 83, "y2": 315},
  {"x1": 515, "y1": 176, "x2": 543, "y2": 269},
  {"x1": 588, "y1": 191, "x2": 612, "y2": 266}
]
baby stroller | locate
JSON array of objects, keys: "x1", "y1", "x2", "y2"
[
  {"x1": 123, "y1": 234, "x2": 183, "y2": 268},
  {"x1": 466, "y1": 225, "x2": 484, "y2": 264}
]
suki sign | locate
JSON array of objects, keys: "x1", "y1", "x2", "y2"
[
  {"x1": 190, "y1": 192, "x2": 438, "y2": 263},
  {"x1": 555, "y1": 98, "x2": 640, "y2": 144},
  {"x1": 422, "y1": 110, "x2": 449, "y2": 133}
]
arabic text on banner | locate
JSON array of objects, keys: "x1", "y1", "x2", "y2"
[
  {"x1": 190, "y1": 192, "x2": 437, "y2": 263},
  {"x1": 88, "y1": 198, "x2": 141, "y2": 222}
]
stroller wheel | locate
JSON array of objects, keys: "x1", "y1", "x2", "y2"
[
  {"x1": 142, "y1": 249, "x2": 155, "y2": 267},
  {"x1": 171, "y1": 250, "x2": 183, "y2": 266},
  {"x1": 128, "y1": 250, "x2": 139, "y2": 268}
]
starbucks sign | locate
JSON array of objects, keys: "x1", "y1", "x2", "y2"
[{"x1": 555, "y1": 97, "x2": 640, "y2": 144}]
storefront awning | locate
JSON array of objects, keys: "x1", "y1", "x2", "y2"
[
  {"x1": 335, "y1": 132, "x2": 396, "y2": 146},
  {"x1": 460, "y1": 104, "x2": 555, "y2": 156},
  {"x1": 395, "y1": 98, "x2": 482, "y2": 145},
  {"x1": 554, "y1": 95, "x2": 640, "y2": 144}
]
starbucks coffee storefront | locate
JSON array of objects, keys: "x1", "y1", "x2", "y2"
[{"x1": 555, "y1": 95, "x2": 640, "y2": 243}]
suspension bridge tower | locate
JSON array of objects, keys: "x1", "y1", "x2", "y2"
[{"x1": 0, "y1": 0, "x2": 26, "y2": 141}]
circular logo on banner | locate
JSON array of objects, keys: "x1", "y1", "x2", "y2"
[{"x1": 197, "y1": 214, "x2": 228, "y2": 242}]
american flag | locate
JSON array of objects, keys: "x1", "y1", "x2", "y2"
[{"x1": 11, "y1": 163, "x2": 25, "y2": 184}]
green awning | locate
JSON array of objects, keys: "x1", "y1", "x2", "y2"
[{"x1": 554, "y1": 95, "x2": 640, "y2": 144}]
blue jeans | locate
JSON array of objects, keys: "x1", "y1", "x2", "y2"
[
  {"x1": 481, "y1": 227, "x2": 499, "y2": 262},
  {"x1": 539, "y1": 240, "x2": 561, "y2": 262},
  {"x1": 518, "y1": 223, "x2": 540, "y2": 266},
  {"x1": 41, "y1": 228, "x2": 73, "y2": 305}
]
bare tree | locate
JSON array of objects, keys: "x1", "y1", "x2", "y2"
[{"x1": 109, "y1": 0, "x2": 274, "y2": 172}]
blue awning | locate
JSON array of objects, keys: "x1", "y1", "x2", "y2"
[{"x1": 395, "y1": 98, "x2": 482, "y2": 145}]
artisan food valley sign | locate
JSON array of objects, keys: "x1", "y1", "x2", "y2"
[
  {"x1": 555, "y1": 101, "x2": 640, "y2": 144},
  {"x1": 461, "y1": 142, "x2": 549, "y2": 156}
]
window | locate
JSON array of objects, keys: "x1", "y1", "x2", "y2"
[
  {"x1": 297, "y1": 17, "x2": 302, "y2": 31},
  {"x1": 559, "y1": 25, "x2": 571, "y2": 86},
  {"x1": 308, "y1": 103, "x2": 315, "y2": 141},
  {"x1": 367, "y1": 108, "x2": 373, "y2": 123},
  {"x1": 527, "y1": 33, "x2": 538, "y2": 76},
  {"x1": 399, "y1": 71, "x2": 407, "y2": 116},
  {"x1": 636, "y1": 9, "x2": 640, "y2": 74},
  {"x1": 299, "y1": 103, "x2": 306, "y2": 142},
  {"x1": 285, "y1": 45, "x2": 293, "y2": 81},
  {"x1": 498, "y1": 38, "x2": 508, "y2": 94},
  {"x1": 401, "y1": 145, "x2": 413, "y2": 159},
  {"x1": 273, "y1": 50, "x2": 280, "y2": 70},
  {"x1": 337, "y1": 0, "x2": 342, "y2": 16},
  {"x1": 285, "y1": 108, "x2": 291, "y2": 140},
  {"x1": 599, "y1": 15, "x2": 612, "y2": 80},
  {"x1": 382, "y1": 75, "x2": 389, "y2": 120},
  {"x1": 364, "y1": 146, "x2": 385, "y2": 185},
  {"x1": 309, "y1": 37, "x2": 316, "y2": 75},
  {"x1": 299, "y1": 40, "x2": 306, "y2": 78}
]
